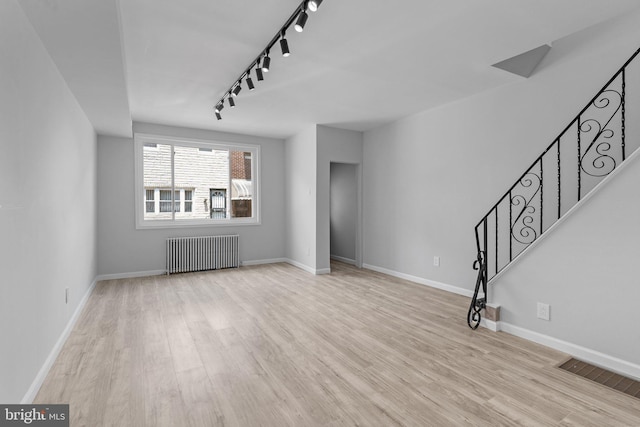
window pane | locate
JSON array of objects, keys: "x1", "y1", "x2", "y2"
[
  {"x1": 145, "y1": 189, "x2": 155, "y2": 213},
  {"x1": 143, "y1": 144, "x2": 172, "y2": 220},
  {"x1": 174, "y1": 190, "x2": 181, "y2": 213},
  {"x1": 184, "y1": 190, "x2": 192, "y2": 213},
  {"x1": 159, "y1": 190, "x2": 172, "y2": 212},
  {"x1": 173, "y1": 146, "x2": 229, "y2": 220},
  {"x1": 231, "y1": 151, "x2": 253, "y2": 218}
]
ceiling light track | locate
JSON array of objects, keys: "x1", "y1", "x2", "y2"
[{"x1": 214, "y1": 0, "x2": 323, "y2": 120}]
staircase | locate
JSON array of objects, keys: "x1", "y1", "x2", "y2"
[{"x1": 468, "y1": 47, "x2": 640, "y2": 329}]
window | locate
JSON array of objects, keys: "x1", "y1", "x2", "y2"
[
  {"x1": 159, "y1": 190, "x2": 172, "y2": 213},
  {"x1": 184, "y1": 190, "x2": 192, "y2": 213},
  {"x1": 135, "y1": 134, "x2": 260, "y2": 228},
  {"x1": 145, "y1": 189, "x2": 155, "y2": 213}
]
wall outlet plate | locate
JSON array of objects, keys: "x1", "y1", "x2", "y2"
[
  {"x1": 433, "y1": 256, "x2": 440, "y2": 267},
  {"x1": 537, "y1": 302, "x2": 550, "y2": 320}
]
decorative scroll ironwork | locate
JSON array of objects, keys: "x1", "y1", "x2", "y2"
[
  {"x1": 579, "y1": 87, "x2": 623, "y2": 178},
  {"x1": 467, "y1": 250, "x2": 486, "y2": 330},
  {"x1": 467, "y1": 47, "x2": 640, "y2": 330},
  {"x1": 510, "y1": 170, "x2": 541, "y2": 246}
]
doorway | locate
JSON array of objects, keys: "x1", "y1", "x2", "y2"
[{"x1": 330, "y1": 162, "x2": 359, "y2": 266}]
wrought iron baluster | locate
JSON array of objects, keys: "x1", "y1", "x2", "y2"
[
  {"x1": 509, "y1": 190, "x2": 512, "y2": 262},
  {"x1": 540, "y1": 158, "x2": 543, "y2": 235},
  {"x1": 483, "y1": 217, "x2": 488, "y2": 293},
  {"x1": 557, "y1": 140, "x2": 561, "y2": 220},
  {"x1": 495, "y1": 208, "x2": 498, "y2": 279},
  {"x1": 622, "y1": 68, "x2": 626, "y2": 161},
  {"x1": 577, "y1": 115, "x2": 582, "y2": 201}
]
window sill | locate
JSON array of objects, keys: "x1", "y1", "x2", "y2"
[{"x1": 135, "y1": 218, "x2": 261, "y2": 230}]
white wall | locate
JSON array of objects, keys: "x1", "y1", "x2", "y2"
[
  {"x1": 97, "y1": 122, "x2": 286, "y2": 276},
  {"x1": 493, "y1": 153, "x2": 640, "y2": 373},
  {"x1": 363, "y1": 9, "x2": 640, "y2": 291},
  {"x1": 363, "y1": 9, "x2": 640, "y2": 371},
  {"x1": 317, "y1": 125, "x2": 363, "y2": 271},
  {"x1": 330, "y1": 163, "x2": 358, "y2": 263},
  {"x1": 284, "y1": 126, "x2": 318, "y2": 273},
  {"x1": 0, "y1": 0, "x2": 97, "y2": 403}
]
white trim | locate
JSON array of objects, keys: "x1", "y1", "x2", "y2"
[
  {"x1": 495, "y1": 322, "x2": 640, "y2": 381},
  {"x1": 21, "y1": 278, "x2": 98, "y2": 404},
  {"x1": 489, "y1": 147, "x2": 640, "y2": 284},
  {"x1": 96, "y1": 270, "x2": 166, "y2": 281},
  {"x1": 241, "y1": 258, "x2": 288, "y2": 266},
  {"x1": 330, "y1": 255, "x2": 356, "y2": 265},
  {"x1": 285, "y1": 259, "x2": 330, "y2": 275},
  {"x1": 480, "y1": 318, "x2": 500, "y2": 332},
  {"x1": 362, "y1": 263, "x2": 473, "y2": 298}
]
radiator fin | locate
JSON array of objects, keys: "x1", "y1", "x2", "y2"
[{"x1": 166, "y1": 235, "x2": 239, "y2": 274}]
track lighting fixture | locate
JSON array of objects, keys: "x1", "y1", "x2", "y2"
[
  {"x1": 213, "y1": 0, "x2": 325, "y2": 120},
  {"x1": 280, "y1": 32, "x2": 290, "y2": 57},
  {"x1": 232, "y1": 83, "x2": 241, "y2": 97},
  {"x1": 262, "y1": 53, "x2": 271, "y2": 73},
  {"x1": 294, "y1": 8, "x2": 308, "y2": 32},
  {"x1": 308, "y1": 0, "x2": 323, "y2": 12}
]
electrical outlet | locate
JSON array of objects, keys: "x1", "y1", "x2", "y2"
[
  {"x1": 433, "y1": 256, "x2": 440, "y2": 267},
  {"x1": 65, "y1": 288, "x2": 69, "y2": 304},
  {"x1": 537, "y1": 302, "x2": 550, "y2": 320}
]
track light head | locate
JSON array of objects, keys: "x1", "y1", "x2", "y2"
[
  {"x1": 214, "y1": 103, "x2": 224, "y2": 113},
  {"x1": 228, "y1": 97, "x2": 235, "y2": 108},
  {"x1": 308, "y1": 0, "x2": 322, "y2": 11},
  {"x1": 280, "y1": 37, "x2": 290, "y2": 57},
  {"x1": 256, "y1": 67, "x2": 264, "y2": 81},
  {"x1": 232, "y1": 83, "x2": 242, "y2": 97},
  {"x1": 262, "y1": 55, "x2": 271, "y2": 72},
  {"x1": 246, "y1": 76, "x2": 255, "y2": 91},
  {"x1": 294, "y1": 9, "x2": 308, "y2": 32},
  {"x1": 215, "y1": 111, "x2": 222, "y2": 120}
]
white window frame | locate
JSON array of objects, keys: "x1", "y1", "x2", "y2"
[{"x1": 134, "y1": 133, "x2": 261, "y2": 229}]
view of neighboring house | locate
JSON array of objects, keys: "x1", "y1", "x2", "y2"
[{"x1": 143, "y1": 143, "x2": 253, "y2": 220}]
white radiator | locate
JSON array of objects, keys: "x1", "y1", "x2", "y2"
[{"x1": 166, "y1": 235, "x2": 239, "y2": 274}]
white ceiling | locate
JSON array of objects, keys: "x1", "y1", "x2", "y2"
[{"x1": 18, "y1": 0, "x2": 640, "y2": 139}]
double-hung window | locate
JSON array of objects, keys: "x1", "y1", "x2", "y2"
[{"x1": 135, "y1": 134, "x2": 260, "y2": 228}]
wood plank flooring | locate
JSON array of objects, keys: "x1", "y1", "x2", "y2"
[{"x1": 35, "y1": 262, "x2": 640, "y2": 426}]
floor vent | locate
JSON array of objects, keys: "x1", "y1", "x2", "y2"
[{"x1": 558, "y1": 358, "x2": 640, "y2": 399}]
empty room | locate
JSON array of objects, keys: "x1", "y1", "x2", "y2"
[{"x1": 2, "y1": 0, "x2": 640, "y2": 425}]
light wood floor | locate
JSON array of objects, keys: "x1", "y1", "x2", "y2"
[{"x1": 36, "y1": 262, "x2": 640, "y2": 426}]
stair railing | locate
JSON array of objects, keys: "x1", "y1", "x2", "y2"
[{"x1": 467, "y1": 47, "x2": 640, "y2": 329}]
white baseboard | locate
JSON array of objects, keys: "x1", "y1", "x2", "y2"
[
  {"x1": 496, "y1": 322, "x2": 640, "y2": 381},
  {"x1": 480, "y1": 318, "x2": 500, "y2": 332},
  {"x1": 285, "y1": 259, "x2": 330, "y2": 275},
  {"x1": 362, "y1": 263, "x2": 473, "y2": 298},
  {"x1": 330, "y1": 255, "x2": 356, "y2": 265},
  {"x1": 241, "y1": 258, "x2": 287, "y2": 266},
  {"x1": 21, "y1": 277, "x2": 98, "y2": 404},
  {"x1": 95, "y1": 270, "x2": 166, "y2": 281}
]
